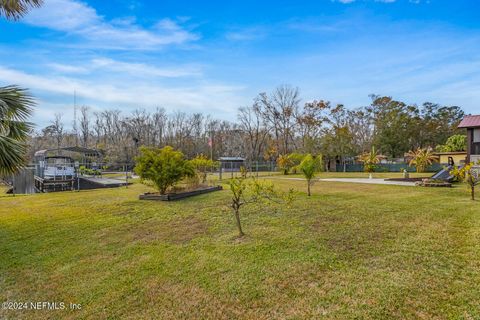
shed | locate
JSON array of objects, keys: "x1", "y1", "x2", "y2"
[{"x1": 218, "y1": 157, "x2": 246, "y2": 172}]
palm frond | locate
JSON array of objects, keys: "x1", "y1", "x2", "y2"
[
  {"x1": 0, "y1": 0, "x2": 43, "y2": 20},
  {"x1": 0, "y1": 136, "x2": 27, "y2": 175},
  {"x1": 0, "y1": 85, "x2": 35, "y2": 120},
  {"x1": 406, "y1": 147, "x2": 438, "y2": 173},
  {"x1": 0, "y1": 85, "x2": 34, "y2": 175}
]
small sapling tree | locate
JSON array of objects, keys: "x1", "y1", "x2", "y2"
[
  {"x1": 298, "y1": 154, "x2": 322, "y2": 196},
  {"x1": 190, "y1": 154, "x2": 217, "y2": 184},
  {"x1": 228, "y1": 175, "x2": 295, "y2": 237},
  {"x1": 134, "y1": 146, "x2": 194, "y2": 194},
  {"x1": 450, "y1": 162, "x2": 480, "y2": 200},
  {"x1": 288, "y1": 153, "x2": 306, "y2": 174}
]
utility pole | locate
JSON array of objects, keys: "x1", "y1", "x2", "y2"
[
  {"x1": 73, "y1": 90, "x2": 78, "y2": 146},
  {"x1": 209, "y1": 130, "x2": 214, "y2": 161}
]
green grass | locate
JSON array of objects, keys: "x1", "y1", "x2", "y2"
[{"x1": 0, "y1": 175, "x2": 479, "y2": 319}]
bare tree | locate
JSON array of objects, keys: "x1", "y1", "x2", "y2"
[
  {"x1": 50, "y1": 113, "x2": 64, "y2": 149},
  {"x1": 256, "y1": 85, "x2": 300, "y2": 156},
  {"x1": 79, "y1": 106, "x2": 90, "y2": 148},
  {"x1": 238, "y1": 104, "x2": 269, "y2": 161},
  {"x1": 297, "y1": 100, "x2": 331, "y2": 154}
]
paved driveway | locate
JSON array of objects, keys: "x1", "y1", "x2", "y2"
[
  {"x1": 319, "y1": 178, "x2": 416, "y2": 187},
  {"x1": 275, "y1": 177, "x2": 417, "y2": 187}
]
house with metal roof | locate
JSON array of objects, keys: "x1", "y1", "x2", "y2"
[{"x1": 458, "y1": 115, "x2": 480, "y2": 164}]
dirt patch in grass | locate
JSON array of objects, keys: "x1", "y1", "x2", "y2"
[
  {"x1": 131, "y1": 216, "x2": 208, "y2": 245},
  {"x1": 313, "y1": 215, "x2": 396, "y2": 260},
  {"x1": 325, "y1": 228, "x2": 385, "y2": 257},
  {"x1": 94, "y1": 215, "x2": 209, "y2": 246},
  {"x1": 312, "y1": 214, "x2": 346, "y2": 232},
  {"x1": 133, "y1": 278, "x2": 245, "y2": 320}
]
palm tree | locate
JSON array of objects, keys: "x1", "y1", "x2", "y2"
[
  {"x1": 406, "y1": 147, "x2": 438, "y2": 173},
  {"x1": 0, "y1": 1, "x2": 40, "y2": 175},
  {"x1": 0, "y1": 86, "x2": 34, "y2": 175},
  {"x1": 0, "y1": 0, "x2": 43, "y2": 20},
  {"x1": 358, "y1": 146, "x2": 382, "y2": 177},
  {"x1": 298, "y1": 154, "x2": 321, "y2": 196}
]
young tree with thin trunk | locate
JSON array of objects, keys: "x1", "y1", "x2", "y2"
[
  {"x1": 298, "y1": 154, "x2": 322, "y2": 196},
  {"x1": 228, "y1": 176, "x2": 295, "y2": 237},
  {"x1": 450, "y1": 163, "x2": 480, "y2": 201}
]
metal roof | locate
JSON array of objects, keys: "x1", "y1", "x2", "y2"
[
  {"x1": 433, "y1": 151, "x2": 467, "y2": 155},
  {"x1": 34, "y1": 146, "x2": 101, "y2": 157},
  {"x1": 458, "y1": 115, "x2": 480, "y2": 128},
  {"x1": 218, "y1": 157, "x2": 245, "y2": 161}
]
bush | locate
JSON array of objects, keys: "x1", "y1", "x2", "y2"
[
  {"x1": 79, "y1": 166, "x2": 101, "y2": 176},
  {"x1": 190, "y1": 154, "x2": 218, "y2": 183},
  {"x1": 406, "y1": 147, "x2": 437, "y2": 173},
  {"x1": 358, "y1": 147, "x2": 381, "y2": 173},
  {"x1": 436, "y1": 135, "x2": 467, "y2": 152},
  {"x1": 134, "y1": 146, "x2": 194, "y2": 194},
  {"x1": 277, "y1": 153, "x2": 307, "y2": 175},
  {"x1": 277, "y1": 154, "x2": 294, "y2": 175}
]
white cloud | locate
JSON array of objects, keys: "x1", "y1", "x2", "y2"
[
  {"x1": 90, "y1": 58, "x2": 202, "y2": 78},
  {"x1": 47, "y1": 58, "x2": 202, "y2": 78},
  {"x1": 0, "y1": 66, "x2": 245, "y2": 126},
  {"x1": 24, "y1": 0, "x2": 99, "y2": 31},
  {"x1": 225, "y1": 27, "x2": 268, "y2": 41},
  {"x1": 23, "y1": 0, "x2": 199, "y2": 50},
  {"x1": 47, "y1": 63, "x2": 90, "y2": 74}
]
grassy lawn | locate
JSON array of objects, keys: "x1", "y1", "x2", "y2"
[{"x1": 1, "y1": 176, "x2": 479, "y2": 319}]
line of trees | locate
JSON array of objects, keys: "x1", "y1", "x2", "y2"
[{"x1": 29, "y1": 85, "x2": 465, "y2": 167}]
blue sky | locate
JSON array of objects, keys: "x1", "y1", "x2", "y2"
[{"x1": 1, "y1": 0, "x2": 479, "y2": 127}]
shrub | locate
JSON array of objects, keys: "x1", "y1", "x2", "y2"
[
  {"x1": 358, "y1": 146, "x2": 381, "y2": 173},
  {"x1": 134, "y1": 146, "x2": 194, "y2": 194},
  {"x1": 406, "y1": 147, "x2": 437, "y2": 173},
  {"x1": 277, "y1": 153, "x2": 308, "y2": 175},
  {"x1": 78, "y1": 166, "x2": 101, "y2": 176},
  {"x1": 277, "y1": 154, "x2": 294, "y2": 175}
]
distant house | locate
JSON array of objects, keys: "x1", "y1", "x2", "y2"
[
  {"x1": 458, "y1": 115, "x2": 480, "y2": 164},
  {"x1": 433, "y1": 151, "x2": 467, "y2": 166}
]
